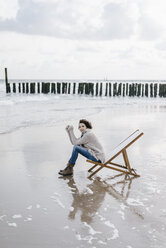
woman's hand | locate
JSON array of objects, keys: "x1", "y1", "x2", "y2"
[
  {"x1": 65, "y1": 125, "x2": 74, "y2": 131},
  {"x1": 66, "y1": 125, "x2": 70, "y2": 130}
]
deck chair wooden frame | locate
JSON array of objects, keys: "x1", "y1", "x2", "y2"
[{"x1": 87, "y1": 130, "x2": 144, "y2": 179}]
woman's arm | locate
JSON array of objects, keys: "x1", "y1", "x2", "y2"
[
  {"x1": 66, "y1": 125, "x2": 89, "y2": 145},
  {"x1": 66, "y1": 125, "x2": 77, "y2": 144}
]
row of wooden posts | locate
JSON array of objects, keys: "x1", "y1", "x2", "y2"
[
  {"x1": 4, "y1": 68, "x2": 166, "y2": 97},
  {"x1": 5, "y1": 81, "x2": 166, "y2": 97}
]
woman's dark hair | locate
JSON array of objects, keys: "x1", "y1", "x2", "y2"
[{"x1": 79, "y1": 119, "x2": 92, "y2": 129}]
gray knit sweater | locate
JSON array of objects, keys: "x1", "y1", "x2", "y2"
[{"x1": 66, "y1": 126, "x2": 105, "y2": 163}]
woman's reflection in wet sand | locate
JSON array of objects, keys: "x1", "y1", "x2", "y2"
[
  {"x1": 67, "y1": 176, "x2": 107, "y2": 223},
  {"x1": 60, "y1": 173, "x2": 143, "y2": 224}
]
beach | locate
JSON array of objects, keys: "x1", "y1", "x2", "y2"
[
  {"x1": 1, "y1": 0, "x2": 166, "y2": 245},
  {"x1": 0, "y1": 93, "x2": 166, "y2": 248}
]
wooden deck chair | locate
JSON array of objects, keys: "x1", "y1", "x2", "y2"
[{"x1": 87, "y1": 130, "x2": 144, "y2": 179}]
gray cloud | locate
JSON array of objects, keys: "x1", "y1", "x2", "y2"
[
  {"x1": 0, "y1": 0, "x2": 136, "y2": 40},
  {"x1": 76, "y1": 45, "x2": 99, "y2": 53},
  {"x1": 1, "y1": 0, "x2": 163, "y2": 42},
  {"x1": 0, "y1": 0, "x2": 74, "y2": 36},
  {"x1": 98, "y1": 3, "x2": 134, "y2": 40},
  {"x1": 138, "y1": 15, "x2": 163, "y2": 40}
]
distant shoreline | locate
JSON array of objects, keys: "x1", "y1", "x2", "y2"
[{"x1": 1, "y1": 79, "x2": 166, "y2": 83}]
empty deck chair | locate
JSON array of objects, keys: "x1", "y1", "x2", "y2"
[{"x1": 87, "y1": 130, "x2": 144, "y2": 179}]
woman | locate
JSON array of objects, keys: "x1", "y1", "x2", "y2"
[{"x1": 59, "y1": 119, "x2": 105, "y2": 176}]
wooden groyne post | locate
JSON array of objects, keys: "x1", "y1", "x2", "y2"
[
  {"x1": 5, "y1": 68, "x2": 11, "y2": 93},
  {"x1": 3, "y1": 73, "x2": 166, "y2": 98}
]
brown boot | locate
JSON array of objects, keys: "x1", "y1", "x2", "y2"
[{"x1": 58, "y1": 162, "x2": 74, "y2": 176}]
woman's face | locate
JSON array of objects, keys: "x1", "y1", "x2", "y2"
[{"x1": 78, "y1": 123, "x2": 87, "y2": 133}]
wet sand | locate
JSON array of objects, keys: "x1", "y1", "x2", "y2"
[{"x1": 0, "y1": 102, "x2": 166, "y2": 248}]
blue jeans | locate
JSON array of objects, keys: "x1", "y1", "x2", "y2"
[{"x1": 69, "y1": 145, "x2": 99, "y2": 165}]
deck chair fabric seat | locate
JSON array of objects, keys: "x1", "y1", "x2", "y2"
[{"x1": 86, "y1": 130, "x2": 144, "y2": 179}]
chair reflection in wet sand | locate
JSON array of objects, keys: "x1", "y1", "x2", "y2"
[
  {"x1": 87, "y1": 130, "x2": 144, "y2": 179},
  {"x1": 63, "y1": 173, "x2": 143, "y2": 223}
]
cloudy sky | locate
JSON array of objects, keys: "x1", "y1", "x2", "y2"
[{"x1": 0, "y1": 0, "x2": 166, "y2": 80}]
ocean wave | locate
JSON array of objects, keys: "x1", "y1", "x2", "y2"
[
  {"x1": 0, "y1": 97, "x2": 102, "y2": 134},
  {"x1": 0, "y1": 90, "x2": 166, "y2": 134}
]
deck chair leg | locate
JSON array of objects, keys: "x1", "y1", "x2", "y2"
[
  {"x1": 122, "y1": 149, "x2": 132, "y2": 173},
  {"x1": 88, "y1": 164, "x2": 98, "y2": 172},
  {"x1": 88, "y1": 164, "x2": 105, "y2": 179},
  {"x1": 87, "y1": 160, "x2": 103, "y2": 172}
]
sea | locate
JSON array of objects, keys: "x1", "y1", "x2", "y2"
[{"x1": 0, "y1": 79, "x2": 166, "y2": 134}]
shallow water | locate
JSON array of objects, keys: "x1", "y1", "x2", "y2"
[
  {"x1": 0, "y1": 94, "x2": 166, "y2": 247},
  {"x1": 1, "y1": 81, "x2": 166, "y2": 134}
]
